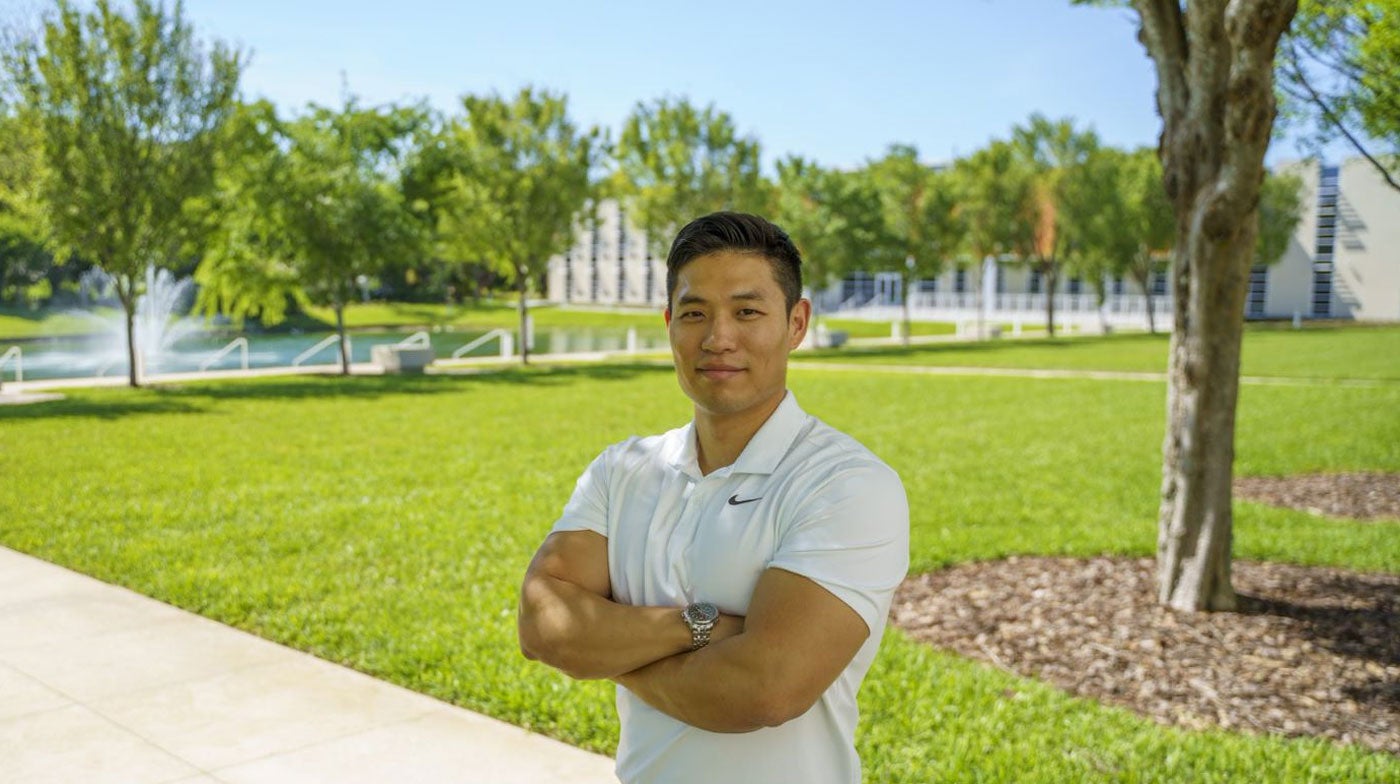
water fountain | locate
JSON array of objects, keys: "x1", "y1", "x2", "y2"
[{"x1": 88, "y1": 266, "x2": 205, "y2": 375}]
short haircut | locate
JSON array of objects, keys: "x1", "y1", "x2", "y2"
[{"x1": 665, "y1": 212, "x2": 803, "y2": 313}]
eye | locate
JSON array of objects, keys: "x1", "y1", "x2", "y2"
[
  {"x1": 679, "y1": 310, "x2": 705, "y2": 321},
  {"x1": 737, "y1": 308, "x2": 762, "y2": 318}
]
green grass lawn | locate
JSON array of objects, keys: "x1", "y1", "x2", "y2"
[
  {"x1": 1, "y1": 333, "x2": 1397, "y2": 781},
  {"x1": 0, "y1": 306, "x2": 114, "y2": 340},
  {"x1": 801, "y1": 323, "x2": 1400, "y2": 381}
]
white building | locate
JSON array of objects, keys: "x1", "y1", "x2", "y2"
[
  {"x1": 546, "y1": 200, "x2": 666, "y2": 308},
  {"x1": 1259, "y1": 157, "x2": 1399, "y2": 321},
  {"x1": 548, "y1": 160, "x2": 1397, "y2": 325}
]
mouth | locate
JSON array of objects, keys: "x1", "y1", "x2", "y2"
[{"x1": 697, "y1": 366, "x2": 745, "y2": 380}]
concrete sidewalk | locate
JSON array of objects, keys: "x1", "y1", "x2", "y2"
[{"x1": 0, "y1": 547, "x2": 617, "y2": 784}]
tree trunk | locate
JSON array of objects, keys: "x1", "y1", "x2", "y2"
[
  {"x1": 517, "y1": 265, "x2": 530, "y2": 366},
  {"x1": 1131, "y1": 260, "x2": 1157, "y2": 335},
  {"x1": 118, "y1": 274, "x2": 140, "y2": 389},
  {"x1": 335, "y1": 301, "x2": 350, "y2": 375},
  {"x1": 901, "y1": 270, "x2": 912, "y2": 347},
  {"x1": 1134, "y1": 0, "x2": 1297, "y2": 612},
  {"x1": 1044, "y1": 263, "x2": 1058, "y2": 338}
]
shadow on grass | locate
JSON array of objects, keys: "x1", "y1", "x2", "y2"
[
  {"x1": 0, "y1": 395, "x2": 207, "y2": 421},
  {"x1": 0, "y1": 361, "x2": 674, "y2": 418}
]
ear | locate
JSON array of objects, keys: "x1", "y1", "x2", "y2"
[
  {"x1": 664, "y1": 307, "x2": 672, "y2": 327},
  {"x1": 787, "y1": 299, "x2": 811, "y2": 349}
]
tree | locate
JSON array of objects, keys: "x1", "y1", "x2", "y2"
[
  {"x1": 1114, "y1": 147, "x2": 1175, "y2": 334},
  {"x1": 195, "y1": 97, "x2": 430, "y2": 374},
  {"x1": 863, "y1": 144, "x2": 962, "y2": 344},
  {"x1": 774, "y1": 156, "x2": 888, "y2": 327},
  {"x1": 613, "y1": 97, "x2": 769, "y2": 257},
  {"x1": 954, "y1": 139, "x2": 1037, "y2": 339},
  {"x1": 3, "y1": 0, "x2": 242, "y2": 386},
  {"x1": 0, "y1": 106, "x2": 51, "y2": 306},
  {"x1": 1255, "y1": 170, "x2": 1305, "y2": 268},
  {"x1": 1078, "y1": 0, "x2": 1299, "y2": 611},
  {"x1": 1011, "y1": 115, "x2": 1102, "y2": 337},
  {"x1": 427, "y1": 87, "x2": 599, "y2": 365},
  {"x1": 1279, "y1": 1, "x2": 1400, "y2": 190}
]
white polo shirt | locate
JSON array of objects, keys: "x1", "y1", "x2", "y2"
[{"x1": 551, "y1": 392, "x2": 909, "y2": 784}]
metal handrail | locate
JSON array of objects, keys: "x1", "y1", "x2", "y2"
[
  {"x1": 451, "y1": 328, "x2": 513, "y2": 359},
  {"x1": 396, "y1": 331, "x2": 431, "y2": 349},
  {"x1": 200, "y1": 337, "x2": 249, "y2": 371},
  {"x1": 293, "y1": 334, "x2": 350, "y2": 366},
  {"x1": 0, "y1": 346, "x2": 20, "y2": 384}
]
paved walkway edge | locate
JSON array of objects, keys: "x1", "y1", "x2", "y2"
[{"x1": 0, "y1": 546, "x2": 617, "y2": 784}]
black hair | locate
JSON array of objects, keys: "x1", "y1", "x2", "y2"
[{"x1": 664, "y1": 212, "x2": 803, "y2": 312}]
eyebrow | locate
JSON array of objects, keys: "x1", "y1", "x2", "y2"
[{"x1": 676, "y1": 290, "x2": 768, "y2": 306}]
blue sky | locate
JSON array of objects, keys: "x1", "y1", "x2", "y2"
[
  {"x1": 177, "y1": 0, "x2": 1162, "y2": 169},
  {"x1": 10, "y1": 0, "x2": 1332, "y2": 168}
]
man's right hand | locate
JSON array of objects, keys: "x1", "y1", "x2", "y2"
[{"x1": 517, "y1": 530, "x2": 742, "y2": 680}]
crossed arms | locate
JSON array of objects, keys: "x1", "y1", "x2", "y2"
[{"x1": 517, "y1": 529, "x2": 869, "y2": 733}]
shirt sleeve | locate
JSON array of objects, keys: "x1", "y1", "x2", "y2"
[
  {"x1": 766, "y1": 461, "x2": 910, "y2": 634},
  {"x1": 550, "y1": 446, "x2": 612, "y2": 538}
]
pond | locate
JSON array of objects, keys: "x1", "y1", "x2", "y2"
[{"x1": 3, "y1": 326, "x2": 671, "y2": 381}]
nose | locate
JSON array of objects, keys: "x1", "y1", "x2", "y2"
[{"x1": 700, "y1": 313, "x2": 737, "y2": 353}]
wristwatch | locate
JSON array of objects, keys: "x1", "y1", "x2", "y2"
[{"x1": 682, "y1": 601, "x2": 719, "y2": 650}]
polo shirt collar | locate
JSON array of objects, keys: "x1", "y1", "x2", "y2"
[{"x1": 673, "y1": 391, "x2": 808, "y2": 478}]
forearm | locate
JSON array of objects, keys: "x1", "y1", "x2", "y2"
[
  {"x1": 518, "y1": 573, "x2": 692, "y2": 680},
  {"x1": 613, "y1": 634, "x2": 792, "y2": 733}
]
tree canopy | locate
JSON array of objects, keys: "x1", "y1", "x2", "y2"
[
  {"x1": 613, "y1": 97, "x2": 768, "y2": 256},
  {"x1": 3, "y1": 0, "x2": 242, "y2": 385}
]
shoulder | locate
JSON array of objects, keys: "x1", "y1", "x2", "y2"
[
  {"x1": 591, "y1": 424, "x2": 687, "y2": 473},
  {"x1": 788, "y1": 416, "x2": 902, "y2": 490}
]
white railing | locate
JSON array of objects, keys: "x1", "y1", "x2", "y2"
[
  {"x1": 294, "y1": 334, "x2": 350, "y2": 367},
  {"x1": 199, "y1": 337, "x2": 249, "y2": 371},
  {"x1": 395, "y1": 331, "x2": 431, "y2": 349},
  {"x1": 452, "y1": 328, "x2": 514, "y2": 359},
  {"x1": 0, "y1": 346, "x2": 20, "y2": 385}
]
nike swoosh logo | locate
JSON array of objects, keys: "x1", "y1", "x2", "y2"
[{"x1": 727, "y1": 494, "x2": 762, "y2": 506}]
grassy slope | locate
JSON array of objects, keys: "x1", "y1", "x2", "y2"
[{"x1": 2, "y1": 336, "x2": 1397, "y2": 781}]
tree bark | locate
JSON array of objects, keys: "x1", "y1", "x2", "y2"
[
  {"x1": 1044, "y1": 263, "x2": 1058, "y2": 338},
  {"x1": 118, "y1": 274, "x2": 140, "y2": 388},
  {"x1": 334, "y1": 301, "x2": 350, "y2": 376},
  {"x1": 1134, "y1": 0, "x2": 1297, "y2": 612},
  {"x1": 1130, "y1": 259, "x2": 1157, "y2": 335},
  {"x1": 517, "y1": 264, "x2": 530, "y2": 366}
]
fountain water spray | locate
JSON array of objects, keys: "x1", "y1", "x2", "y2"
[{"x1": 74, "y1": 266, "x2": 204, "y2": 376}]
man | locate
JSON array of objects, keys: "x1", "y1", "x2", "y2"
[{"x1": 517, "y1": 212, "x2": 909, "y2": 783}]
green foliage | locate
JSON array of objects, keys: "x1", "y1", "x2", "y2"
[
  {"x1": 861, "y1": 144, "x2": 961, "y2": 279},
  {"x1": 774, "y1": 156, "x2": 888, "y2": 311},
  {"x1": 2, "y1": 0, "x2": 242, "y2": 384},
  {"x1": 420, "y1": 87, "x2": 600, "y2": 362},
  {"x1": 612, "y1": 97, "x2": 769, "y2": 254},
  {"x1": 194, "y1": 96, "x2": 431, "y2": 371},
  {"x1": 953, "y1": 139, "x2": 1037, "y2": 263},
  {"x1": 1, "y1": 327, "x2": 1396, "y2": 780},
  {"x1": 1256, "y1": 170, "x2": 1306, "y2": 267},
  {"x1": 1281, "y1": 0, "x2": 1400, "y2": 188}
]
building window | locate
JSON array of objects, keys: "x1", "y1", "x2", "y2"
[
  {"x1": 1247, "y1": 265, "x2": 1267, "y2": 317},
  {"x1": 1068, "y1": 276, "x2": 1082, "y2": 295},
  {"x1": 955, "y1": 269, "x2": 967, "y2": 294},
  {"x1": 1029, "y1": 269, "x2": 1042, "y2": 294},
  {"x1": 1113, "y1": 276, "x2": 1125, "y2": 296},
  {"x1": 1151, "y1": 270, "x2": 1168, "y2": 296}
]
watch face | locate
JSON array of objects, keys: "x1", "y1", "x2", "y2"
[{"x1": 685, "y1": 602, "x2": 719, "y2": 625}]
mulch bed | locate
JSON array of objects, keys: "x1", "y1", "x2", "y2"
[
  {"x1": 892, "y1": 473, "x2": 1400, "y2": 755},
  {"x1": 1235, "y1": 472, "x2": 1400, "y2": 522}
]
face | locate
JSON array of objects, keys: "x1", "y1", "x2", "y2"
[{"x1": 665, "y1": 251, "x2": 810, "y2": 424}]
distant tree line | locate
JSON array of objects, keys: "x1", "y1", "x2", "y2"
[{"x1": 1, "y1": 0, "x2": 1388, "y2": 383}]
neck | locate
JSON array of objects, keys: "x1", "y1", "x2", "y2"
[{"x1": 693, "y1": 391, "x2": 786, "y2": 476}]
